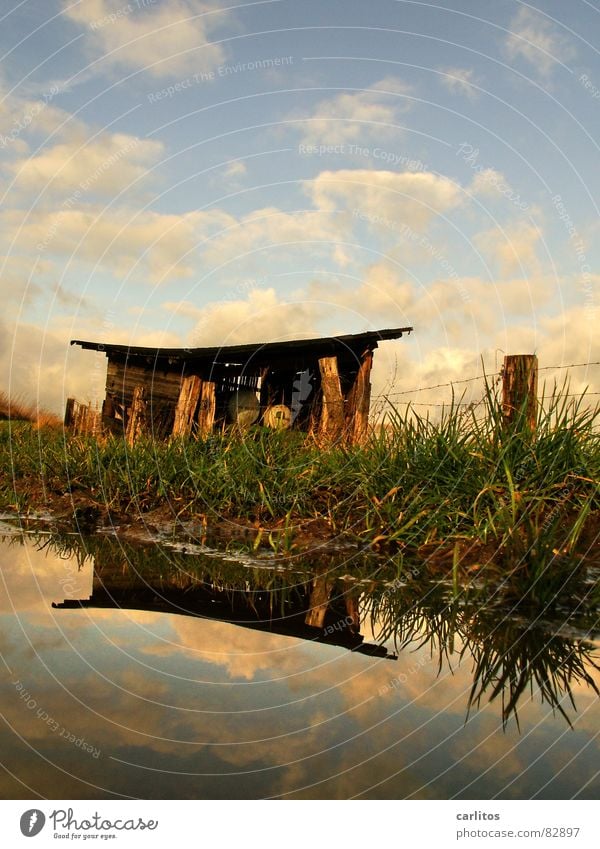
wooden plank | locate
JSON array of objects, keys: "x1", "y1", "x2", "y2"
[
  {"x1": 106, "y1": 359, "x2": 183, "y2": 407},
  {"x1": 502, "y1": 354, "x2": 538, "y2": 432},
  {"x1": 126, "y1": 385, "x2": 148, "y2": 446},
  {"x1": 197, "y1": 380, "x2": 216, "y2": 438},
  {"x1": 318, "y1": 355, "x2": 345, "y2": 441},
  {"x1": 345, "y1": 348, "x2": 373, "y2": 444},
  {"x1": 172, "y1": 374, "x2": 201, "y2": 437}
]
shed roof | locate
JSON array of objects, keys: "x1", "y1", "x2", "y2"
[{"x1": 70, "y1": 326, "x2": 413, "y2": 364}]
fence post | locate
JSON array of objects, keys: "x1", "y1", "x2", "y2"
[
  {"x1": 197, "y1": 380, "x2": 216, "y2": 438},
  {"x1": 64, "y1": 398, "x2": 75, "y2": 428},
  {"x1": 345, "y1": 347, "x2": 373, "y2": 445},
  {"x1": 502, "y1": 354, "x2": 538, "y2": 431},
  {"x1": 172, "y1": 374, "x2": 201, "y2": 437},
  {"x1": 126, "y1": 385, "x2": 148, "y2": 446},
  {"x1": 318, "y1": 356, "x2": 345, "y2": 442}
]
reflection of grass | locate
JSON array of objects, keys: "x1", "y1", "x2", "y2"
[
  {"x1": 0, "y1": 381, "x2": 599, "y2": 608},
  {"x1": 366, "y1": 579, "x2": 600, "y2": 728},
  {"x1": 464, "y1": 618, "x2": 599, "y2": 730}
]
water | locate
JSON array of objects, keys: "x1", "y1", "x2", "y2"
[{"x1": 0, "y1": 530, "x2": 598, "y2": 799}]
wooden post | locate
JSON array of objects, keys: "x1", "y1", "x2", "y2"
[
  {"x1": 318, "y1": 356, "x2": 345, "y2": 441},
  {"x1": 172, "y1": 374, "x2": 201, "y2": 437},
  {"x1": 64, "y1": 397, "x2": 75, "y2": 428},
  {"x1": 345, "y1": 348, "x2": 373, "y2": 445},
  {"x1": 502, "y1": 355, "x2": 538, "y2": 431},
  {"x1": 126, "y1": 385, "x2": 148, "y2": 446},
  {"x1": 197, "y1": 380, "x2": 216, "y2": 438}
]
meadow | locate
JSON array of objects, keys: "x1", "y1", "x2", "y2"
[{"x1": 1, "y1": 382, "x2": 599, "y2": 611}]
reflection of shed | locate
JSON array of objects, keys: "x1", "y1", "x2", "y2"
[
  {"x1": 69, "y1": 327, "x2": 412, "y2": 442},
  {"x1": 52, "y1": 559, "x2": 396, "y2": 660}
]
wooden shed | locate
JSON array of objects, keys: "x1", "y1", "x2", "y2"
[{"x1": 69, "y1": 326, "x2": 412, "y2": 443}]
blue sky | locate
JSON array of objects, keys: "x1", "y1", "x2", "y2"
[{"x1": 1, "y1": 0, "x2": 599, "y2": 411}]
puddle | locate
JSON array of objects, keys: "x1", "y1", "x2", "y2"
[{"x1": 0, "y1": 530, "x2": 598, "y2": 799}]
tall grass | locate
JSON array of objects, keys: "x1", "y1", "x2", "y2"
[{"x1": 0, "y1": 391, "x2": 61, "y2": 428}]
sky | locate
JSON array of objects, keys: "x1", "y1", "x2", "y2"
[{"x1": 1, "y1": 0, "x2": 599, "y2": 413}]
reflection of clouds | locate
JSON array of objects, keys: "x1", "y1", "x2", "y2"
[
  {"x1": 0, "y1": 536, "x2": 92, "y2": 614},
  {"x1": 1, "y1": 536, "x2": 599, "y2": 798}
]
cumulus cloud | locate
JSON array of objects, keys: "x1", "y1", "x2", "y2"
[
  {"x1": 62, "y1": 0, "x2": 229, "y2": 79},
  {"x1": 309, "y1": 169, "x2": 463, "y2": 232},
  {"x1": 184, "y1": 287, "x2": 324, "y2": 346},
  {"x1": 4, "y1": 206, "x2": 210, "y2": 283},
  {"x1": 504, "y1": 8, "x2": 576, "y2": 77},
  {"x1": 473, "y1": 223, "x2": 541, "y2": 277},
  {"x1": 11, "y1": 132, "x2": 164, "y2": 197},
  {"x1": 199, "y1": 206, "x2": 340, "y2": 269},
  {"x1": 294, "y1": 77, "x2": 413, "y2": 147},
  {"x1": 439, "y1": 67, "x2": 480, "y2": 99}
]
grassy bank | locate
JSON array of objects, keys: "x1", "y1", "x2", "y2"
[{"x1": 1, "y1": 385, "x2": 599, "y2": 597}]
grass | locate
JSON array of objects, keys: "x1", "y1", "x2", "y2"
[{"x1": 0, "y1": 380, "x2": 599, "y2": 612}]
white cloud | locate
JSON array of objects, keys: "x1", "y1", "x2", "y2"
[
  {"x1": 199, "y1": 206, "x2": 340, "y2": 269},
  {"x1": 62, "y1": 0, "x2": 229, "y2": 80},
  {"x1": 10, "y1": 132, "x2": 164, "y2": 197},
  {"x1": 439, "y1": 67, "x2": 479, "y2": 99},
  {"x1": 186, "y1": 287, "x2": 323, "y2": 346},
  {"x1": 309, "y1": 168, "x2": 463, "y2": 232},
  {"x1": 294, "y1": 77, "x2": 413, "y2": 147},
  {"x1": 504, "y1": 8, "x2": 575, "y2": 77},
  {"x1": 307, "y1": 263, "x2": 413, "y2": 321},
  {"x1": 473, "y1": 224, "x2": 541, "y2": 277},
  {"x1": 4, "y1": 206, "x2": 208, "y2": 283}
]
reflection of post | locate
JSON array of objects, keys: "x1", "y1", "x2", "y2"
[
  {"x1": 343, "y1": 582, "x2": 361, "y2": 634},
  {"x1": 502, "y1": 354, "x2": 538, "y2": 432},
  {"x1": 318, "y1": 356, "x2": 344, "y2": 441},
  {"x1": 172, "y1": 374, "x2": 201, "y2": 437},
  {"x1": 305, "y1": 572, "x2": 333, "y2": 628},
  {"x1": 197, "y1": 380, "x2": 216, "y2": 438},
  {"x1": 345, "y1": 348, "x2": 373, "y2": 445},
  {"x1": 126, "y1": 385, "x2": 148, "y2": 446}
]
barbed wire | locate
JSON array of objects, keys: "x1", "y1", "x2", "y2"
[
  {"x1": 373, "y1": 359, "x2": 600, "y2": 403},
  {"x1": 387, "y1": 391, "x2": 600, "y2": 408},
  {"x1": 539, "y1": 361, "x2": 600, "y2": 371},
  {"x1": 375, "y1": 372, "x2": 500, "y2": 399}
]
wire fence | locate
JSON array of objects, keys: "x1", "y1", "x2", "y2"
[{"x1": 372, "y1": 360, "x2": 600, "y2": 408}]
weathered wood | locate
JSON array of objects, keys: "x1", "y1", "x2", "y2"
[
  {"x1": 64, "y1": 397, "x2": 75, "y2": 428},
  {"x1": 106, "y1": 360, "x2": 183, "y2": 408},
  {"x1": 70, "y1": 400, "x2": 101, "y2": 435},
  {"x1": 345, "y1": 348, "x2": 373, "y2": 444},
  {"x1": 197, "y1": 380, "x2": 216, "y2": 438},
  {"x1": 126, "y1": 385, "x2": 148, "y2": 446},
  {"x1": 172, "y1": 374, "x2": 201, "y2": 437},
  {"x1": 305, "y1": 572, "x2": 334, "y2": 629},
  {"x1": 318, "y1": 356, "x2": 345, "y2": 441},
  {"x1": 502, "y1": 354, "x2": 538, "y2": 431}
]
